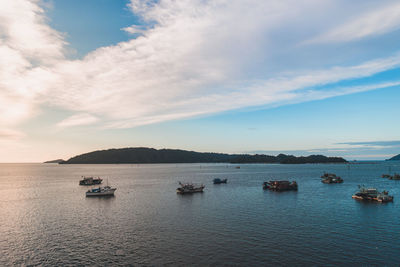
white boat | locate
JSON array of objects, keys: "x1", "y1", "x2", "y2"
[{"x1": 86, "y1": 186, "x2": 116, "y2": 197}]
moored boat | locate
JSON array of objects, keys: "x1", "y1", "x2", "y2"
[
  {"x1": 321, "y1": 173, "x2": 343, "y2": 184},
  {"x1": 213, "y1": 178, "x2": 227, "y2": 184},
  {"x1": 79, "y1": 176, "x2": 103, "y2": 185},
  {"x1": 263, "y1": 180, "x2": 298, "y2": 191},
  {"x1": 352, "y1": 186, "x2": 393, "y2": 203},
  {"x1": 176, "y1": 182, "x2": 205, "y2": 194},
  {"x1": 86, "y1": 186, "x2": 116, "y2": 197}
]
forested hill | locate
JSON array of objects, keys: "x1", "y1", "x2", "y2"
[
  {"x1": 387, "y1": 154, "x2": 400, "y2": 161},
  {"x1": 60, "y1": 147, "x2": 347, "y2": 164}
]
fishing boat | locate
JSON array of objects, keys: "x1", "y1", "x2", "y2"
[
  {"x1": 213, "y1": 178, "x2": 227, "y2": 184},
  {"x1": 79, "y1": 176, "x2": 103, "y2": 185},
  {"x1": 176, "y1": 182, "x2": 205, "y2": 194},
  {"x1": 263, "y1": 180, "x2": 298, "y2": 191},
  {"x1": 86, "y1": 186, "x2": 116, "y2": 197},
  {"x1": 321, "y1": 173, "x2": 343, "y2": 184},
  {"x1": 382, "y1": 166, "x2": 393, "y2": 179},
  {"x1": 352, "y1": 186, "x2": 393, "y2": 203}
]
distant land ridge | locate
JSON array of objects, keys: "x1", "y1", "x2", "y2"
[
  {"x1": 44, "y1": 159, "x2": 65, "y2": 163},
  {"x1": 387, "y1": 154, "x2": 400, "y2": 161},
  {"x1": 60, "y1": 147, "x2": 347, "y2": 164}
]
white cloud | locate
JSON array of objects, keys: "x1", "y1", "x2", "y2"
[
  {"x1": 0, "y1": 0, "x2": 65, "y2": 127},
  {"x1": 1, "y1": 0, "x2": 400, "y2": 132},
  {"x1": 308, "y1": 1, "x2": 400, "y2": 43},
  {"x1": 121, "y1": 25, "x2": 147, "y2": 35},
  {"x1": 57, "y1": 113, "x2": 99, "y2": 127}
]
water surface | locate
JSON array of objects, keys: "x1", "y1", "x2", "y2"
[{"x1": 1, "y1": 162, "x2": 399, "y2": 265}]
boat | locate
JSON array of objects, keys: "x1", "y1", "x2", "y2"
[
  {"x1": 382, "y1": 166, "x2": 394, "y2": 179},
  {"x1": 390, "y1": 173, "x2": 400, "y2": 180},
  {"x1": 352, "y1": 186, "x2": 393, "y2": 203},
  {"x1": 176, "y1": 182, "x2": 205, "y2": 194},
  {"x1": 213, "y1": 178, "x2": 227, "y2": 184},
  {"x1": 79, "y1": 176, "x2": 103, "y2": 185},
  {"x1": 263, "y1": 180, "x2": 298, "y2": 191},
  {"x1": 321, "y1": 173, "x2": 343, "y2": 184},
  {"x1": 235, "y1": 166, "x2": 240, "y2": 169},
  {"x1": 86, "y1": 186, "x2": 116, "y2": 197}
]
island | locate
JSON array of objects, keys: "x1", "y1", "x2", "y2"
[
  {"x1": 387, "y1": 154, "x2": 400, "y2": 161},
  {"x1": 59, "y1": 147, "x2": 347, "y2": 164}
]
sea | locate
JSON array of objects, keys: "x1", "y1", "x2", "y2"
[{"x1": 1, "y1": 162, "x2": 400, "y2": 266}]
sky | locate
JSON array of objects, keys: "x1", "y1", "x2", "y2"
[{"x1": 0, "y1": 0, "x2": 400, "y2": 162}]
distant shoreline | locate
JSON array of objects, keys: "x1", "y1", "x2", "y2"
[{"x1": 52, "y1": 147, "x2": 348, "y2": 165}]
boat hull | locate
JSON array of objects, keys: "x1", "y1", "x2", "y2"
[
  {"x1": 352, "y1": 194, "x2": 393, "y2": 203},
  {"x1": 86, "y1": 188, "x2": 116, "y2": 197},
  {"x1": 176, "y1": 188, "x2": 204, "y2": 194}
]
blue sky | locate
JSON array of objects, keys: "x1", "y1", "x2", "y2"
[{"x1": 0, "y1": 0, "x2": 400, "y2": 162}]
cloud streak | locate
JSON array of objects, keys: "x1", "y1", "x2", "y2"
[{"x1": 308, "y1": 2, "x2": 400, "y2": 43}]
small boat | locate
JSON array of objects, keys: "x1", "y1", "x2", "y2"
[
  {"x1": 86, "y1": 186, "x2": 116, "y2": 197},
  {"x1": 176, "y1": 182, "x2": 205, "y2": 194},
  {"x1": 321, "y1": 173, "x2": 343, "y2": 184},
  {"x1": 235, "y1": 166, "x2": 240, "y2": 169},
  {"x1": 263, "y1": 180, "x2": 298, "y2": 191},
  {"x1": 390, "y1": 173, "x2": 400, "y2": 180},
  {"x1": 79, "y1": 176, "x2": 103, "y2": 185},
  {"x1": 382, "y1": 174, "x2": 392, "y2": 178},
  {"x1": 213, "y1": 178, "x2": 227, "y2": 184},
  {"x1": 352, "y1": 186, "x2": 393, "y2": 203}
]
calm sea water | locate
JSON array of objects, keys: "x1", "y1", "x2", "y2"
[{"x1": 1, "y1": 162, "x2": 400, "y2": 266}]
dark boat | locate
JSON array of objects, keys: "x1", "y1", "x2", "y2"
[
  {"x1": 390, "y1": 173, "x2": 400, "y2": 180},
  {"x1": 263, "y1": 180, "x2": 298, "y2": 191},
  {"x1": 321, "y1": 173, "x2": 343, "y2": 184},
  {"x1": 79, "y1": 176, "x2": 103, "y2": 185},
  {"x1": 382, "y1": 174, "x2": 392, "y2": 179},
  {"x1": 176, "y1": 182, "x2": 205, "y2": 194},
  {"x1": 352, "y1": 186, "x2": 393, "y2": 203},
  {"x1": 213, "y1": 178, "x2": 227, "y2": 184}
]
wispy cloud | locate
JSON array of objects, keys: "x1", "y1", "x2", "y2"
[
  {"x1": 57, "y1": 113, "x2": 99, "y2": 128},
  {"x1": 0, "y1": 129, "x2": 25, "y2": 140},
  {"x1": 121, "y1": 25, "x2": 147, "y2": 35},
  {"x1": 307, "y1": 2, "x2": 400, "y2": 43},
  {"x1": 337, "y1": 140, "x2": 400, "y2": 147}
]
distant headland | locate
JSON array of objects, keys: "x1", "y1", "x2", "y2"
[
  {"x1": 54, "y1": 147, "x2": 347, "y2": 164},
  {"x1": 387, "y1": 154, "x2": 400, "y2": 161},
  {"x1": 43, "y1": 159, "x2": 65, "y2": 163}
]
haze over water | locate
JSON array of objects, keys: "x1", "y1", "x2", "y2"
[{"x1": 1, "y1": 162, "x2": 400, "y2": 265}]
